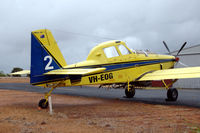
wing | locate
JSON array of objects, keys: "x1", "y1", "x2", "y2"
[
  {"x1": 138, "y1": 67, "x2": 200, "y2": 81},
  {"x1": 44, "y1": 68, "x2": 106, "y2": 75},
  {"x1": 10, "y1": 70, "x2": 30, "y2": 75}
]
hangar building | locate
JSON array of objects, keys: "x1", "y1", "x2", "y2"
[{"x1": 170, "y1": 44, "x2": 200, "y2": 88}]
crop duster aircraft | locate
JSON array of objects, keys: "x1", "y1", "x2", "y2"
[{"x1": 12, "y1": 29, "x2": 200, "y2": 109}]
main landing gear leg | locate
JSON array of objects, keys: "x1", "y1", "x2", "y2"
[
  {"x1": 162, "y1": 80, "x2": 178, "y2": 101},
  {"x1": 125, "y1": 79, "x2": 135, "y2": 98},
  {"x1": 38, "y1": 87, "x2": 56, "y2": 109}
]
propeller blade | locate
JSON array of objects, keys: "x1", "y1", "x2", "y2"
[
  {"x1": 178, "y1": 61, "x2": 188, "y2": 67},
  {"x1": 163, "y1": 41, "x2": 171, "y2": 54},
  {"x1": 176, "y1": 42, "x2": 187, "y2": 56}
]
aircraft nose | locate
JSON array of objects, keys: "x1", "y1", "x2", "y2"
[{"x1": 175, "y1": 57, "x2": 179, "y2": 62}]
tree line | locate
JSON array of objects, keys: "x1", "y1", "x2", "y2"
[{"x1": 0, "y1": 67, "x2": 28, "y2": 77}]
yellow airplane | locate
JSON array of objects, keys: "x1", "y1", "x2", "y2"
[{"x1": 12, "y1": 29, "x2": 200, "y2": 109}]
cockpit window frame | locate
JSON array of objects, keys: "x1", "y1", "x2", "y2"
[{"x1": 117, "y1": 44, "x2": 132, "y2": 55}]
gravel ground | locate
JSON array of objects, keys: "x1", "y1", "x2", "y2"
[
  {"x1": 0, "y1": 77, "x2": 29, "y2": 83},
  {"x1": 0, "y1": 89, "x2": 200, "y2": 133},
  {"x1": 0, "y1": 77, "x2": 200, "y2": 133}
]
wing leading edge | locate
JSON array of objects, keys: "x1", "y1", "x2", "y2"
[
  {"x1": 138, "y1": 67, "x2": 200, "y2": 81},
  {"x1": 44, "y1": 68, "x2": 106, "y2": 75},
  {"x1": 10, "y1": 70, "x2": 30, "y2": 75}
]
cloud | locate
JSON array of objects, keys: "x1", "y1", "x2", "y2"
[
  {"x1": 0, "y1": 0, "x2": 200, "y2": 73},
  {"x1": 122, "y1": 36, "x2": 143, "y2": 50}
]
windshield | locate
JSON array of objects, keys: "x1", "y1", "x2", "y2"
[{"x1": 118, "y1": 44, "x2": 131, "y2": 55}]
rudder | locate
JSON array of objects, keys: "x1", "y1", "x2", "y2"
[{"x1": 31, "y1": 29, "x2": 67, "y2": 85}]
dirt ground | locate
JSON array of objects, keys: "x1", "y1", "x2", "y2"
[
  {"x1": 0, "y1": 77, "x2": 29, "y2": 83},
  {"x1": 0, "y1": 78, "x2": 200, "y2": 133}
]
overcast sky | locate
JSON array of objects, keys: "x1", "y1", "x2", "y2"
[{"x1": 1, "y1": 0, "x2": 200, "y2": 73}]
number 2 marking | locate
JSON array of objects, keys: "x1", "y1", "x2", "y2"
[{"x1": 44, "y1": 56, "x2": 54, "y2": 70}]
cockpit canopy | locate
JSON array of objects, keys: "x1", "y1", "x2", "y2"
[
  {"x1": 87, "y1": 40, "x2": 132, "y2": 61},
  {"x1": 103, "y1": 44, "x2": 132, "y2": 58},
  {"x1": 65, "y1": 40, "x2": 156, "y2": 68}
]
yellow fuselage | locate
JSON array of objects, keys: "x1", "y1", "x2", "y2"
[{"x1": 59, "y1": 41, "x2": 176, "y2": 87}]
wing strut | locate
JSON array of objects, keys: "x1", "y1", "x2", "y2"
[{"x1": 161, "y1": 79, "x2": 179, "y2": 101}]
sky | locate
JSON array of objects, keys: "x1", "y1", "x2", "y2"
[{"x1": 0, "y1": 0, "x2": 200, "y2": 73}]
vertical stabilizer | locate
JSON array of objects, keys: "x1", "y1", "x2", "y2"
[{"x1": 31, "y1": 29, "x2": 67, "y2": 85}]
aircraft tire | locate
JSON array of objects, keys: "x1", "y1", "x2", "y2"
[
  {"x1": 167, "y1": 88, "x2": 178, "y2": 101},
  {"x1": 38, "y1": 99, "x2": 49, "y2": 109},
  {"x1": 125, "y1": 87, "x2": 135, "y2": 98}
]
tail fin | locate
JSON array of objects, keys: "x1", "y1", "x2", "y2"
[{"x1": 31, "y1": 29, "x2": 67, "y2": 85}]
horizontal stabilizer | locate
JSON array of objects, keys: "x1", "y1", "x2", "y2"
[
  {"x1": 10, "y1": 70, "x2": 30, "y2": 75},
  {"x1": 138, "y1": 67, "x2": 200, "y2": 81},
  {"x1": 44, "y1": 68, "x2": 106, "y2": 75}
]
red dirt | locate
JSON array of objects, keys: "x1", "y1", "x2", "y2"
[
  {"x1": 0, "y1": 77, "x2": 200, "y2": 132},
  {"x1": 0, "y1": 89, "x2": 199, "y2": 133},
  {"x1": 0, "y1": 77, "x2": 29, "y2": 83}
]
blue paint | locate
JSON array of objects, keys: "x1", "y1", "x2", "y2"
[
  {"x1": 30, "y1": 32, "x2": 174, "y2": 85},
  {"x1": 30, "y1": 33, "x2": 66, "y2": 84},
  {"x1": 103, "y1": 59, "x2": 173, "y2": 71},
  {"x1": 31, "y1": 75, "x2": 67, "y2": 84},
  {"x1": 40, "y1": 34, "x2": 45, "y2": 38}
]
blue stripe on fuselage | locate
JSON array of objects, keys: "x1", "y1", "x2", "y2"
[
  {"x1": 32, "y1": 59, "x2": 174, "y2": 85},
  {"x1": 103, "y1": 59, "x2": 174, "y2": 71}
]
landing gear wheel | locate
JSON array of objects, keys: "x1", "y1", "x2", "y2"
[
  {"x1": 167, "y1": 88, "x2": 178, "y2": 101},
  {"x1": 125, "y1": 86, "x2": 135, "y2": 98},
  {"x1": 38, "y1": 99, "x2": 49, "y2": 109}
]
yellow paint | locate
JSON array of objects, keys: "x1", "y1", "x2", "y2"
[
  {"x1": 10, "y1": 70, "x2": 30, "y2": 75},
  {"x1": 28, "y1": 29, "x2": 200, "y2": 88},
  {"x1": 139, "y1": 66, "x2": 200, "y2": 81},
  {"x1": 32, "y1": 29, "x2": 67, "y2": 67},
  {"x1": 44, "y1": 68, "x2": 106, "y2": 75},
  {"x1": 54, "y1": 61, "x2": 173, "y2": 87},
  {"x1": 162, "y1": 80, "x2": 169, "y2": 89}
]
